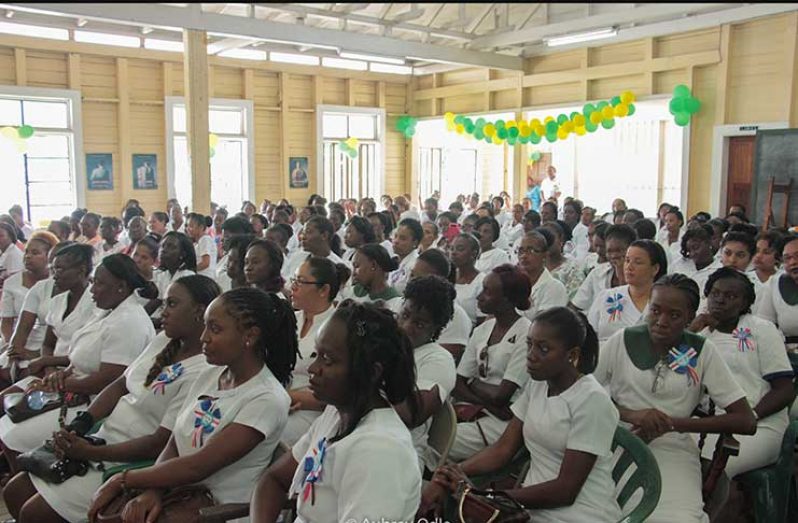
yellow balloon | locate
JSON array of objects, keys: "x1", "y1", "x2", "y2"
[
  {"x1": 506, "y1": 120, "x2": 517, "y2": 129},
  {"x1": 484, "y1": 124, "x2": 496, "y2": 137},
  {"x1": 575, "y1": 126, "x2": 586, "y2": 136},
  {"x1": 15, "y1": 141, "x2": 27, "y2": 153},
  {"x1": 346, "y1": 138, "x2": 359, "y2": 148},
  {"x1": 620, "y1": 91, "x2": 635, "y2": 104},
  {"x1": 492, "y1": 135, "x2": 503, "y2": 145},
  {"x1": 535, "y1": 124, "x2": 546, "y2": 137},
  {"x1": 209, "y1": 134, "x2": 219, "y2": 148},
  {"x1": 614, "y1": 103, "x2": 629, "y2": 117},
  {"x1": 544, "y1": 116, "x2": 554, "y2": 123},
  {"x1": 557, "y1": 128, "x2": 568, "y2": 140},
  {"x1": 1, "y1": 127, "x2": 16, "y2": 139},
  {"x1": 601, "y1": 106, "x2": 614, "y2": 119},
  {"x1": 446, "y1": 121, "x2": 456, "y2": 131},
  {"x1": 518, "y1": 122, "x2": 531, "y2": 137},
  {"x1": 444, "y1": 112, "x2": 455, "y2": 122},
  {"x1": 590, "y1": 111, "x2": 603, "y2": 125},
  {"x1": 455, "y1": 124, "x2": 465, "y2": 134},
  {"x1": 530, "y1": 118, "x2": 541, "y2": 128},
  {"x1": 573, "y1": 114, "x2": 586, "y2": 127},
  {"x1": 562, "y1": 121, "x2": 574, "y2": 133}
]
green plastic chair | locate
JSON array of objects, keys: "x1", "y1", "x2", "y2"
[
  {"x1": 736, "y1": 419, "x2": 798, "y2": 522},
  {"x1": 101, "y1": 460, "x2": 156, "y2": 482},
  {"x1": 611, "y1": 426, "x2": 662, "y2": 523}
]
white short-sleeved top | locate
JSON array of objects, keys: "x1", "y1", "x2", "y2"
[
  {"x1": 594, "y1": 325, "x2": 746, "y2": 419},
  {"x1": 163, "y1": 364, "x2": 290, "y2": 505},
  {"x1": 16, "y1": 277, "x2": 56, "y2": 351},
  {"x1": 457, "y1": 316, "x2": 531, "y2": 400},
  {"x1": 388, "y1": 250, "x2": 419, "y2": 294},
  {"x1": 0, "y1": 245, "x2": 23, "y2": 279},
  {"x1": 588, "y1": 285, "x2": 648, "y2": 343},
  {"x1": 500, "y1": 222, "x2": 524, "y2": 251},
  {"x1": 411, "y1": 342, "x2": 456, "y2": 467},
  {"x1": 152, "y1": 268, "x2": 196, "y2": 318},
  {"x1": 700, "y1": 314, "x2": 793, "y2": 432},
  {"x1": 669, "y1": 257, "x2": 723, "y2": 295},
  {"x1": 757, "y1": 273, "x2": 798, "y2": 339},
  {"x1": 1, "y1": 272, "x2": 30, "y2": 321},
  {"x1": 511, "y1": 376, "x2": 621, "y2": 523},
  {"x1": 94, "y1": 241, "x2": 126, "y2": 265},
  {"x1": 215, "y1": 254, "x2": 231, "y2": 293},
  {"x1": 96, "y1": 332, "x2": 210, "y2": 455},
  {"x1": 523, "y1": 268, "x2": 568, "y2": 322},
  {"x1": 455, "y1": 272, "x2": 486, "y2": 325},
  {"x1": 571, "y1": 222, "x2": 591, "y2": 263},
  {"x1": 290, "y1": 406, "x2": 421, "y2": 523},
  {"x1": 45, "y1": 287, "x2": 100, "y2": 357},
  {"x1": 194, "y1": 235, "x2": 217, "y2": 279},
  {"x1": 475, "y1": 247, "x2": 510, "y2": 274},
  {"x1": 437, "y1": 303, "x2": 473, "y2": 347},
  {"x1": 282, "y1": 250, "x2": 347, "y2": 283},
  {"x1": 380, "y1": 240, "x2": 396, "y2": 258},
  {"x1": 292, "y1": 305, "x2": 335, "y2": 390},
  {"x1": 68, "y1": 294, "x2": 155, "y2": 377},
  {"x1": 571, "y1": 263, "x2": 614, "y2": 312}
]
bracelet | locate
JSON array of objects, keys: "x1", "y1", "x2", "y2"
[{"x1": 120, "y1": 470, "x2": 130, "y2": 494}]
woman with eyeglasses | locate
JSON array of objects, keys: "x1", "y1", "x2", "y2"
[
  {"x1": 668, "y1": 224, "x2": 722, "y2": 292},
  {"x1": 541, "y1": 221, "x2": 585, "y2": 300},
  {"x1": 244, "y1": 238, "x2": 286, "y2": 297},
  {"x1": 515, "y1": 230, "x2": 568, "y2": 321},
  {"x1": 450, "y1": 233, "x2": 486, "y2": 327},
  {"x1": 420, "y1": 307, "x2": 621, "y2": 523},
  {"x1": 594, "y1": 274, "x2": 756, "y2": 523},
  {"x1": 343, "y1": 244, "x2": 402, "y2": 313},
  {"x1": 448, "y1": 264, "x2": 532, "y2": 462},
  {"x1": 572, "y1": 224, "x2": 635, "y2": 313},
  {"x1": 758, "y1": 234, "x2": 798, "y2": 349},
  {"x1": 589, "y1": 240, "x2": 668, "y2": 344},
  {"x1": 282, "y1": 256, "x2": 347, "y2": 446}
]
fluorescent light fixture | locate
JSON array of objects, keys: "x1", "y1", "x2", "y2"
[
  {"x1": 322, "y1": 57, "x2": 367, "y2": 71},
  {"x1": 369, "y1": 63, "x2": 413, "y2": 75},
  {"x1": 269, "y1": 52, "x2": 319, "y2": 66},
  {"x1": 0, "y1": 21, "x2": 68, "y2": 40},
  {"x1": 340, "y1": 51, "x2": 404, "y2": 65},
  {"x1": 76, "y1": 18, "x2": 88, "y2": 27},
  {"x1": 544, "y1": 27, "x2": 617, "y2": 47},
  {"x1": 406, "y1": 55, "x2": 466, "y2": 66},
  {"x1": 218, "y1": 48, "x2": 267, "y2": 60},
  {"x1": 4, "y1": 10, "x2": 13, "y2": 19},
  {"x1": 75, "y1": 30, "x2": 140, "y2": 48},
  {"x1": 141, "y1": 26, "x2": 154, "y2": 35},
  {"x1": 208, "y1": 31, "x2": 339, "y2": 52},
  {"x1": 144, "y1": 38, "x2": 183, "y2": 52}
]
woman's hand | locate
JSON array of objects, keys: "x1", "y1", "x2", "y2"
[
  {"x1": 88, "y1": 475, "x2": 124, "y2": 523},
  {"x1": 26, "y1": 357, "x2": 47, "y2": 376},
  {"x1": 627, "y1": 408, "x2": 674, "y2": 442},
  {"x1": 43, "y1": 368, "x2": 72, "y2": 392},
  {"x1": 52, "y1": 430, "x2": 96, "y2": 461},
  {"x1": 23, "y1": 378, "x2": 45, "y2": 393},
  {"x1": 433, "y1": 464, "x2": 470, "y2": 493},
  {"x1": 121, "y1": 489, "x2": 163, "y2": 523},
  {"x1": 417, "y1": 478, "x2": 448, "y2": 519},
  {"x1": 688, "y1": 313, "x2": 718, "y2": 333}
]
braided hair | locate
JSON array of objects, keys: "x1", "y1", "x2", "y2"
[
  {"x1": 534, "y1": 307, "x2": 599, "y2": 374},
  {"x1": 703, "y1": 266, "x2": 756, "y2": 316},
  {"x1": 330, "y1": 301, "x2": 418, "y2": 442},
  {"x1": 403, "y1": 275, "x2": 455, "y2": 342},
  {"x1": 220, "y1": 288, "x2": 298, "y2": 386},
  {"x1": 653, "y1": 273, "x2": 700, "y2": 317},
  {"x1": 143, "y1": 275, "x2": 222, "y2": 387}
]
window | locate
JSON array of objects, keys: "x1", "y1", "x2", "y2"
[
  {"x1": 167, "y1": 98, "x2": 254, "y2": 212},
  {"x1": 419, "y1": 146, "x2": 478, "y2": 205},
  {"x1": 319, "y1": 108, "x2": 383, "y2": 201},
  {"x1": 0, "y1": 93, "x2": 80, "y2": 226}
]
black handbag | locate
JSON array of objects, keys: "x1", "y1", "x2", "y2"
[
  {"x1": 455, "y1": 483, "x2": 530, "y2": 523},
  {"x1": 6, "y1": 390, "x2": 89, "y2": 424}
]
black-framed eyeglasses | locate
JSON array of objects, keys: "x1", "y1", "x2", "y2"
[
  {"x1": 515, "y1": 246, "x2": 547, "y2": 256},
  {"x1": 651, "y1": 359, "x2": 667, "y2": 394},
  {"x1": 290, "y1": 277, "x2": 322, "y2": 287}
]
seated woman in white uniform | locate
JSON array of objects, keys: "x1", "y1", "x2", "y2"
[
  {"x1": 341, "y1": 216, "x2": 375, "y2": 264},
  {"x1": 594, "y1": 274, "x2": 756, "y2": 523},
  {"x1": 589, "y1": 239, "x2": 667, "y2": 343},
  {"x1": 572, "y1": 223, "x2": 635, "y2": 312},
  {"x1": 185, "y1": 213, "x2": 217, "y2": 279},
  {"x1": 516, "y1": 230, "x2": 568, "y2": 321},
  {"x1": 396, "y1": 275, "x2": 457, "y2": 473},
  {"x1": 244, "y1": 238, "x2": 286, "y2": 296},
  {"x1": 223, "y1": 234, "x2": 255, "y2": 291},
  {"x1": 541, "y1": 221, "x2": 585, "y2": 300},
  {"x1": 717, "y1": 231, "x2": 763, "y2": 310},
  {"x1": 449, "y1": 265, "x2": 532, "y2": 462},
  {"x1": 420, "y1": 307, "x2": 621, "y2": 523},
  {"x1": 388, "y1": 218, "x2": 422, "y2": 294},
  {"x1": 88, "y1": 288, "x2": 295, "y2": 523},
  {"x1": 752, "y1": 230, "x2": 781, "y2": 285},
  {"x1": 758, "y1": 233, "x2": 798, "y2": 346},
  {"x1": 145, "y1": 232, "x2": 196, "y2": 326},
  {"x1": 658, "y1": 208, "x2": 685, "y2": 262},
  {"x1": 2, "y1": 274, "x2": 221, "y2": 522},
  {"x1": 251, "y1": 302, "x2": 421, "y2": 523},
  {"x1": 451, "y1": 233, "x2": 486, "y2": 327},
  {"x1": 282, "y1": 256, "x2": 344, "y2": 446},
  {"x1": 0, "y1": 253, "x2": 155, "y2": 470},
  {"x1": 668, "y1": 224, "x2": 722, "y2": 291},
  {"x1": 688, "y1": 267, "x2": 793, "y2": 508},
  {"x1": 473, "y1": 217, "x2": 510, "y2": 274},
  {"x1": 344, "y1": 244, "x2": 402, "y2": 313}
]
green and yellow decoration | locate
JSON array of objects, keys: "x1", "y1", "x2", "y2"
[
  {"x1": 209, "y1": 133, "x2": 219, "y2": 158},
  {"x1": 527, "y1": 151, "x2": 542, "y2": 165},
  {"x1": 668, "y1": 84, "x2": 701, "y2": 127},
  {"x1": 0, "y1": 125, "x2": 35, "y2": 152},
  {"x1": 338, "y1": 137, "x2": 359, "y2": 159},
  {"x1": 443, "y1": 90, "x2": 637, "y2": 146},
  {"x1": 395, "y1": 115, "x2": 418, "y2": 138}
]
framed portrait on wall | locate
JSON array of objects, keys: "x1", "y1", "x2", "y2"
[
  {"x1": 132, "y1": 154, "x2": 158, "y2": 190},
  {"x1": 289, "y1": 157, "x2": 309, "y2": 189},
  {"x1": 86, "y1": 153, "x2": 113, "y2": 190}
]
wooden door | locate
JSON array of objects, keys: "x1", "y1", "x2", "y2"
[{"x1": 726, "y1": 136, "x2": 756, "y2": 215}]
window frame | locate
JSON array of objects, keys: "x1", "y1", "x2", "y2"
[{"x1": 165, "y1": 96, "x2": 255, "y2": 210}]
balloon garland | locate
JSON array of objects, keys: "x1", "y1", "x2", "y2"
[
  {"x1": 395, "y1": 116, "x2": 417, "y2": 138},
  {"x1": 443, "y1": 90, "x2": 637, "y2": 146},
  {"x1": 209, "y1": 133, "x2": 218, "y2": 159},
  {"x1": 0, "y1": 125, "x2": 35, "y2": 152},
  {"x1": 668, "y1": 84, "x2": 700, "y2": 127},
  {"x1": 527, "y1": 151, "x2": 542, "y2": 165},
  {"x1": 338, "y1": 137, "x2": 359, "y2": 159}
]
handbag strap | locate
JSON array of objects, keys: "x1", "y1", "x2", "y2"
[
  {"x1": 57, "y1": 392, "x2": 68, "y2": 429},
  {"x1": 458, "y1": 485, "x2": 500, "y2": 523}
]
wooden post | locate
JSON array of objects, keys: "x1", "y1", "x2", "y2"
[
  {"x1": 785, "y1": 12, "x2": 798, "y2": 126},
  {"x1": 715, "y1": 24, "x2": 732, "y2": 125},
  {"x1": 67, "y1": 53, "x2": 81, "y2": 90},
  {"x1": 279, "y1": 72, "x2": 290, "y2": 199},
  {"x1": 163, "y1": 62, "x2": 173, "y2": 97},
  {"x1": 14, "y1": 49, "x2": 26, "y2": 86},
  {"x1": 182, "y1": 29, "x2": 211, "y2": 213},
  {"x1": 117, "y1": 58, "x2": 132, "y2": 206}
]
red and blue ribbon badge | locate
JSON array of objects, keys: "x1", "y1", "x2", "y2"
[
  {"x1": 301, "y1": 437, "x2": 327, "y2": 505},
  {"x1": 191, "y1": 396, "x2": 222, "y2": 448},
  {"x1": 667, "y1": 344, "x2": 699, "y2": 387},
  {"x1": 150, "y1": 362, "x2": 184, "y2": 395},
  {"x1": 732, "y1": 327, "x2": 755, "y2": 352},
  {"x1": 605, "y1": 292, "x2": 624, "y2": 322}
]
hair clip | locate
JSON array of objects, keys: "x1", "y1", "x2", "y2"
[{"x1": 355, "y1": 320, "x2": 367, "y2": 337}]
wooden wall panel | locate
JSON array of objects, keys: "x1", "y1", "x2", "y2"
[
  {"x1": 288, "y1": 74, "x2": 312, "y2": 109},
  {"x1": 321, "y1": 77, "x2": 346, "y2": 105},
  {"x1": 689, "y1": 64, "x2": 719, "y2": 211},
  {"x1": 0, "y1": 48, "x2": 13, "y2": 84},
  {"x1": 128, "y1": 59, "x2": 163, "y2": 101},
  {"x1": 385, "y1": 83, "x2": 406, "y2": 113},
  {"x1": 589, "y1": 41, "x2": 646, "y2": 67},
  {"x1": 591, "y1": 74, "x2": 647, "y2": 100},
  {"x1": 440, "y1": 68, "x2": 484, "y2": 86},
  {"x1": 526, "y1": 50, "x2": 583, "y2": 73},
  {"x1": 441, "y1": 93, "x2": 483, "y2": 114},
  {"x1": 657, "y1": 28, "x2": 720, "y2": 57},
  {"x1": 26, "y1": 50, "x2": 67, "y2": 88},
  {"x1": 493, "y1": 89, "x2": 519, "y2": 110},
  {"x1": 653, "y1": 69, "x2": 690, "y2": 95},
  {"x1": 253, "y1": 71, "x2": 279, "y2": 107},
  {"x1": 81, "y1": 56, "x2": 117, "y2": 99},
  {"x1": 526, "y1": 83, "x2": 582, "y2": 106},
  {"x1": 253, "y1": 112, "x2": 281, "y2": 200},
  {"x1": 211, "y1": 66, "x2": 243, "y2": 99},
  {"x1": 354, "y1": 80, "x2": 376, "y2": 107}
]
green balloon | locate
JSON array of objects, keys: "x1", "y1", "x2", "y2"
[
  {"x1": 531, "y1": 151, "x2": 542, "y2": 161},
  {"x1": 454, "y1": 115, "x2": 464, "y2": 125},
  {"x1": 474, "y1": 129, "x2": 485, "y2": 140},
  {"x1": 497, "y1": 128, "x2": 508, "y2": 139},
  {"x1": 685, "y1": 97, "x2": 701, "y2": 114},
  {"x1": 529, "y1": 133, "x2": 541, "y2": 144},
  {"x1": 610, "y1": 96, "x2": 621, "y2": 106},
  {"x1": 406, "y1": 127, "x2": 416, "y2": 137},
  {"x1": 508, "y1": 127, "x2": 519, "y2": 138},
  {"x1": 495, "y1": 119, "x2": 505, "y2": 130},
  {"x1": 673, "y1": 84, "x2": 691, "y2": 99},
  {"x1": 545, "y1": 121, "x2": 558, "y2": 134},
  {"x1": 517, "y1": 135, "x2": 527, "y2": 144},
  {"x1": 348, "y1": 150, "x2": 358, "y2": 158},
  {"x1": 674, "y1": 112, "x2": 691, "y2": 126},
  {"x1": 570, "y1": 111, "x2": 581, "y2": 120},
  {"x1": 507, "y1": 136, "x2": 517, "y2": 146},
  {"x1": 546, "y1": 132, "x2": 557, "y2": 143},
  {"x1": 669, "y1": 97, "x2": 686, "y2": 115},
  {"x1": 597, "y1": 101, "x2": 609, "y2": 110},
  {"x1": 582, "y1": 103, "x2": 596, "y2": 115},
  {"x1": 465, "y1": 122, "x2": 475, "y2": 134},
  {"x1": 585, "y1": 120, "x2": 598, "y2": 132},
  {"x1": 485, "y1": 135, "x2": 492, "y2": 144},
  {"x1": 475, "y1": 118, "x2": 486, "y2": 128},
  {"x1": 17, "y1": 125, "x2": 34, "y2": 139},
  {"x1": 557, "y1": 114, "x2": 568, "y2": 125},
  {"x1": 601, "y1": 118, "x2": 615, "y2": 129},
  {"x1": 627, "y1": 104, "x2": 636, "y2": 116}
]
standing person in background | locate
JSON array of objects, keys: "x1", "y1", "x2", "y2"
[
  {"x1": 185, "y1": 213, "x2": 217, "y2": 279},
  {"x1": 211, "y1": 207, "x2": 229, "y2": 260},
  {"x1": 540, "y1": 165, "x2": 561, "y2": 205},
  {"x1": 0, "y1": 223, "x2": 23, "y2": 290},
  {"x1": 8, "y1": 206, "x2": 32, "y2": 241}
]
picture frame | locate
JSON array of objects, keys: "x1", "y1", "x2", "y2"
[
  {"x1": 289, "y1": 156, "x2": 309, "y2": 189},
  {"x1": 132, "y1": 154, "x2": 158, "y2": 190},
  {"x1": 86, "y1": 153, "x2": 113, "y2": 190}
]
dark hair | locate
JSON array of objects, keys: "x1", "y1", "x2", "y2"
[
  {"x1": 564, "y1": 199, "x2": 583, "y2": 216},
  {"x1": 477, "y1": 203, "x2": 495, "y2": 217},
  {"x1": 133, "y1": 236, "x2": 160, "y2": 259},
  {"x1": 266, "y1": 223, "x2": 293, "y2": 248},
  {"x1": 708, "y1": 218, "x2": 729, "y2": 235},
  {"x1": 532, "y1": 228, "x2": 554, "y2": 250},
  {"x1": 82, "y1": 212, "x2": 101, "y2": 228},
  {"x1": 449, "y1": 201, "x2": 464, "y2": 212},
  {"x1": 367, "y1": 211, "x2": 391, "y2": 237},
  {"x1": 474, "y1": 216, "x2": 501, "y2": 242},
  {"x1": 161, "y1": 231, "x2": 197, "y2": 272},
  {"x1": 357, "y1": 243, "x2": 398, "y2": 273},
  {"x1": 624, "y1": 208, "x2": 645, "y2": 223},
  {"x1": 347, "y1": 216, "x2": 377, "y2": 244},
  {"x1": 152, "y1": 211, "x2": 169, "y2": 225},
  {"x1": 541, "y1": 201, "x2": 557, "y2": 216},
  {"x1": 70, "y1": 208, "x2": 87, "y2": 222},
  {"x1": 605, "y1": 224, "x2": 637, "y2": 246},
  {"x1": 755, "y1": 229, "x2": 783, "y2": 254},
  {"x1": 220, "y1": 288, "x2": 298, "y2": 386},
  {"x1": 546, "y1": 220, "x2": 573, "y2": 243},
  {"x1": 666, "y1": 208, "x2": 684, "y2": 225},
  {"x1": 304, "y1": 256, "x2": 348, "y2": 301},
  {"x1": 680, "y1": 224, "x2": 713, "y2": 258},
  {"x1": 100, "y1": 253, "x2": 148, "y2": 291},
  {"x1": 403, "y1": 275, "x2": 455, "y2": 342},
  {"x1": 629, "y1": 239, "x2": 668, "y2": 281},
  {"x1": 54, "y1": 243, "x2": 94, "y2": 276},
  {"x1": 721, "y1": 231, "x2": 756, "y2": 257},
  {"x1": 534, "y1": 307, "x2": 599, "y2": 374},
  {"x1": 729, "y1": 222, "x2": 759, "y2": 239},
  {"x1": 417, "y1": 248, "x2": 455, "y2": 283},
  {"x1": 729, "y1": 203, "x2": 747, "y2": 215},
  {"x1": 704, "y1": 267, "x2": 756, "y2": 316},
  {"x1": 49, "y1": 220, "x2": 72, "y2": 239},
  {"x1": 143, "y1": 275, "x2": 222, "y2": 387},
  {"x1": 186, "y1": 212, "x2": 212, "y2": 228},
  {"x1": 0, "y1": 222, "x2": 17, "y2": 244},
  {"x1": 398, "y1": 218, "x2": 423, "y2": 243},
  {"x1": 306, "y1": 216, "x2": 335, "y2": 246},
  {"x1": 523, "y1": 210, "x2": 542, "y2": 228},
  {"x1": 725, "y1": 211, "x2": 750, "y2": 223},
  {"x1": 493, "y1": 264, "x2": 532, "y2": 310},
  {"x1": 101, "y1": 216, "x2": 121, "y2": 229},
  {"x1": 593, "y1": 221, "x2": 610, "y2": 240},
  {"x1": 632, "y1": 219, "x2": 657, "y2": 240},
  {"x1": 653, "y1": 273, "x2": 700, "y2": 316},
  {"x1": 222, "y1": 216, "x2": 254, "y2": 236},
  {"x1": 246, "y1": 238, "x2": 285, "y2": 292},
  {"x1": 776, "y1": 233, "x2": 798, "y2": 257},
  {"x1": 250, "y1": 213, "x2": 269, "y2": 229},
  {"x1": 463, "y1": 214, "x2": 480, "y2": 227},
  {"x1": 424, "y1": 197, "x2": 439, "y2": 209},
  {"x1": 329, "y1": 301, "x2": 418, "y2": 441},
  {"x1": 227, "y1": 234, "x2": 255, "y2": 278},
  {"x1": 437, "y1": 211, "x2": 458, "y2": 224}
]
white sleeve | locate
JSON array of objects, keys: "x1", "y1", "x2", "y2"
[
  {"x1": 509, "y1": 381, "x2": 532, "y2": 420},
  {"x1": 502, "y1": 337, "x2": 530, "y2": 388},
  {"x1": 20, "y1": 282, "x2": 43, "y2": 315},
  {"x1": 437, "y1": 306, "x2": 471, "y2": 347},
  {"x1": 755, "y1": 282, "x2": 777, "y2": 324},
  {"x1": 699, "y1": 340, "x2": 747, "y2": 409},
  {"x1": 754, "y1": 319, "x2": 794, "y2": 381},
  {"x1": 100, "y1": 317, "x2": 154, "y2": 366},
  {"x1": 3, "y1": 248, "x2": 23, "y2": 275},
  {"x1": 571, "y1": 271, "x2": 595, "y2": 311},
  {"x1": 416, "y1": 350, "x2": 456, "y2": 403},
  {"x1": 456, "y1": 328, "x2": 481, "y2": 379},
  {"x1": 234, "y1": 389, "x2": 289, "y2": 439},
  {"x1": 539, "y1": 280, "x2": 568, "y2": 310},
  {"x1": 199, "y1": 236, "x2": 215, "y2": 257},
  {"x1": 587, "y1": 289, "x2": 604, "y2": 334},
  {"x1": 593, "y1": 330, "x2": 621, "y2": 386},
  {"x1": 0, "y1": 284, "x2": 17, "y2": 318},
  {"x1": 566, "y1": 385, "x2": 619, "y2": 457}
]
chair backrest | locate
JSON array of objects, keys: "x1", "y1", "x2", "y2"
[
  {"x1": 611, "y1": 426, "x2": 662, "y2": 523},
  {"x1": 427, "y1": 400, "x2": 457, "y2": 468}
]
